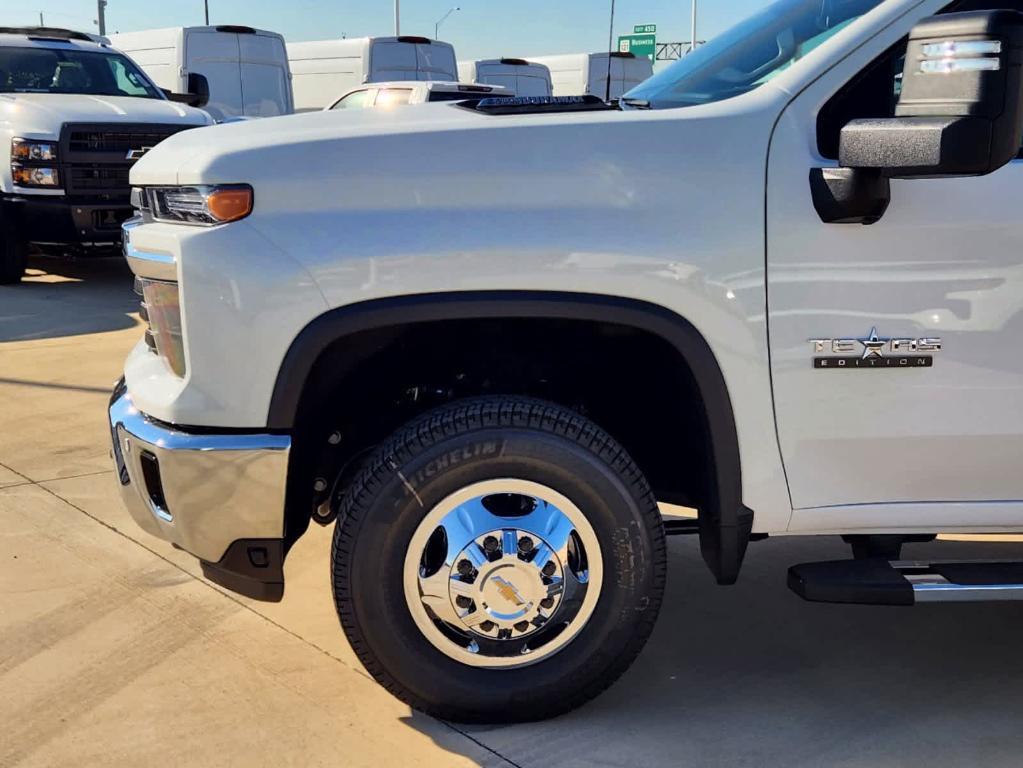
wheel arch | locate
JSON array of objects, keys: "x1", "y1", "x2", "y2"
[{"x1": 269, "y1": 291, "x2": 753, "y2": 584}]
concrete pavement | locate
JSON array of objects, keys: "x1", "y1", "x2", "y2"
[{"x1": 2, "y1": 255, "x2": 1023, "y2": 767}]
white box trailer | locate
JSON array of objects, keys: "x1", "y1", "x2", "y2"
[
  {"x1": 528, "y1": 52, "x2": 653, "y2": 100},
  {"x1": 109, "y1": 25, "x2": 293, "y2": 121},
  {"x1": 457, "y1": 58, "x2": 552, "y2": 97},
  {"x1": 287, "y1": 36, "x2": 458, "y2": 112}
]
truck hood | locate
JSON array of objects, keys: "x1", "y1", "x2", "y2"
[
  {"x1": 129, "y1": 93, "x2": 778, "y2": 192},
  {"x1": 130, "y1": 102, "x2": 597, "y2": 185},
  {"x1": 0, "y1": 93, "x2": 212, "y2": 139}
]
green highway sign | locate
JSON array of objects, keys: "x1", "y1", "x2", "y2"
[
  {"x1": 618, "y1": 33, "x2": 656, "y2": 62},
  {"x1": 634, "y1": 24, "x2": 656, "y2": 34}
]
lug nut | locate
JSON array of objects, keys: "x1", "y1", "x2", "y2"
[
  {"x1": 456, "y1": 596, "x2": 473, "y2": 609},
  {"x1": 514, "y1": 620, "x2": 530, "y2": 632},
  {"x1": 540, "y1": 597, "x2": 555, "y2": 610},
  {"x1": 483, "y1": 536, "x2": 499, "y2": 553},
  {"x1": 518, "y1": 536, "x2": 534, "y2": 553},
  {"x1": 479, "y1": 620, "x2": 496, "y2": 632},
  {"x1": 327, "y1": 431, "x2": 342, "y2": 445},
  {"x1": 542, "y1": 561, "x2": 556, "y2": 577},
  {"x1": 313, "y1": 477, "x2": 328, "y2": 492},
  {"x1": 457, "y1": 559, "x2": 474, "y2": 576}
]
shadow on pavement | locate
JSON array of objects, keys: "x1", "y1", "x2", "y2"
[
  {"x1": 413, "y1": 535, "x2": 1023, "y2": 768},
  {"x1": 0, "y1": 254, "x2": 139, "y2": 343}
]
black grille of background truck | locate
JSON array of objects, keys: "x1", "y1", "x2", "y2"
[{"x1": 59, "y1": 123, "x2": 193, "y2": 201}]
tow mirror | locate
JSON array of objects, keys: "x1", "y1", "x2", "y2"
[
  {"x1": 162, "y1": 73, "x2": 210, "y2": 109},
  {"x1": 812, "y1": 9, "x2": 1023, "y2": 223},
  {"x1": 185, "y1": 72, "x2": 210, "y2": 108}
]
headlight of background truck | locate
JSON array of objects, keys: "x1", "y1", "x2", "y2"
[{"x1": 11, "y1": 138, "x2": 59, "y2": 188}]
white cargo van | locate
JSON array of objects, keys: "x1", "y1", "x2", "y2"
[
  {"x1": 109, "y1": 25, "x2": 293, "y2": 121},
  {"x1": 457, "y1": 58, "x2": 552, "y2": 97},
  {"x1": 529, "y1": 51, "x2": 653, "y2": 100},
  {"x1": 287, "y1": 36, "x2": 458, "y2": 112}
]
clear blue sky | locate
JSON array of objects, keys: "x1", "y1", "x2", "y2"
[{"x1": 16, "y1": 0, "x2": 769, "y2": 61}]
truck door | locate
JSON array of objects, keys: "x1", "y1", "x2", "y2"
[
  {"x1": 185, "y1": 29, "x2": 243, "y2": 120},
  {"x1": 767, "y1": 0, "x2": 1023, "y2": 530},
  {"x1": 238, "y1": 33, "x2": 292, "y2": 116}
]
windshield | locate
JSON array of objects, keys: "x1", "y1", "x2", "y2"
[
  {"x1": 623, "y1": 0, "x2": 884, "y2": 109},
  {"x1": 0, "y1": 47, "x2": 163, "y2": 99}
]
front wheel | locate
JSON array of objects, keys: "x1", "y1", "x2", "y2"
[{"x1": 331, "y1": 397, "x2": 666, "y2": 723}]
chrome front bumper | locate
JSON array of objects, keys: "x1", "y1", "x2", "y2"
[{"x1": 108, "y1": 382, "x2": 291, "y2": 593}]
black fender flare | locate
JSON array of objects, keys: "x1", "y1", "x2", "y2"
[{"x1": 268, "y1": 291, "x2": 753, "y2": 584}]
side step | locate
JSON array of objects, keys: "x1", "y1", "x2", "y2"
[{"x1": 788, "y1": 559, "x2": 1023, "y2": 605}]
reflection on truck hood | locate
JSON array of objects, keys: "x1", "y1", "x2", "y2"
[{"x1": 0, "y1": 93, "x2": 212, "y2": 137}]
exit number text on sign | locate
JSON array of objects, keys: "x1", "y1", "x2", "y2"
[{"x1": 634, "y1": 24, "x2": 656, "y2": 33}]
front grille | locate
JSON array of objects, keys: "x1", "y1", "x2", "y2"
[
  {"x1": 69, "y1": 129, "x2": 185, "y2": 154},
  {"x1": 61, "y1": 123, "x2": 194, "y2": 199},
  {"x1": 69, "y1": 164, "x2": 130, "y2": 190}
]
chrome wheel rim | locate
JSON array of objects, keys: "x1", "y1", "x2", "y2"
[{"x1": 403, "y1": 478, "x2": 604, "y2": 669}]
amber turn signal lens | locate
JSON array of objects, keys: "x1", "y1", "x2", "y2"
[{"x1": 206, "y1": 187, "x2": 253, "y2": 223}]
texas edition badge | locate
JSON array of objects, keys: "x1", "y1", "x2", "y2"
[{"x1": 809, "y1": 327, "x2": 942, "y2": 369}]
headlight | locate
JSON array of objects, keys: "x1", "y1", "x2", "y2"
[
  {"x1": 11, "y1": 138, "x2": 60, "y2": 188},
  {"x1": 11, "y1": 138, "x2": 58, "y2": 161},
  {"x1": 12, "y1": 165, "x2": 59, "y2": 187},
  {"x1": 146, "y1": 185, "x2": 253, "y2": 225}
]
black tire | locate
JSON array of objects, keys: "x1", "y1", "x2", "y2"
[
  {"x1": 0, "y1": 218, "x2": 28, "y2": 285},
  {"x1": 331, "y1": 396, "x2": 666, "y2": 723}
]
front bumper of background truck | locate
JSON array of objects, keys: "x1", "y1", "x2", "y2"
[
  {"x1": 108, "y1": 379, "x2": 292, "y2": 601},
  {"x1": 1, "y1": 193, "x2": 133, "y2": 248}
]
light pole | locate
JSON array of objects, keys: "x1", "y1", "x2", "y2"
[
  {"x1": 690, "y1": 0, "x2": 697, "y2": 54},
  {"x1": 204, "y1": 0, "x2": 209, "y2": 24},
  {"x1": 434, "y1": 6, "x2": 460, "y2": 40},
  {"x1": 96, "y1": 0, "x2": 107, "y2": 35},
  {"x1": 605, "y1": 0, "x2": 615, "y2": 102},
  {"x1": 394, "y1": 0, "x2": 400, "y2": 35}
]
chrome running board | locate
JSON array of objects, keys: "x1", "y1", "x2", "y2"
[{"x1": 788, "y1": 559, "x2": 1023, "y2": 605}]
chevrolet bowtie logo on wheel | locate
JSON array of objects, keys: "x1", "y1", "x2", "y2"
[
  {"x1": 809, "y1": 327, "x2": 942, "y2": 369},
  {"x1": 490, "y1": 575, "x2": 527, "y2": 606}
]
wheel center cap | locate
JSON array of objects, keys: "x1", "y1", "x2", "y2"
[
  {"x1": 489, "y1": 574, "x2": 527, "y2": 607},
  {"x1": 447, "y1": 527, "x2": 566, "y2": 638},
  {"x1": 478, "y1": 562, "x2": 542, "y2": 621}
]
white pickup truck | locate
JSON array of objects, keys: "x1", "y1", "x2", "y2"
[
  {"x1": 110, "y1": 0, "x2": 1023, "y2": 724},
  {"x1": 0, "y1": 27, "x2": 212, "y2": 283}
]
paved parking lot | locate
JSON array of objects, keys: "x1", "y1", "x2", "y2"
[{"x1": 3, "y1": 256, "x2": 1023, "y2": 768}]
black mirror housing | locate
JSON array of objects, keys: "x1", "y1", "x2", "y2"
[
  {"x1": 840, "y1": 10, "x2": 1023, "y2": 177},
  {"x1": 839, "y1": 115, "x2": 996, "y2": 175},
  {"x1": 162, "y1": 73, "x2": 210, "y2": 109},
  {"x1": 185, "y1": 72, "x2": 211, "y2": 109}
]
